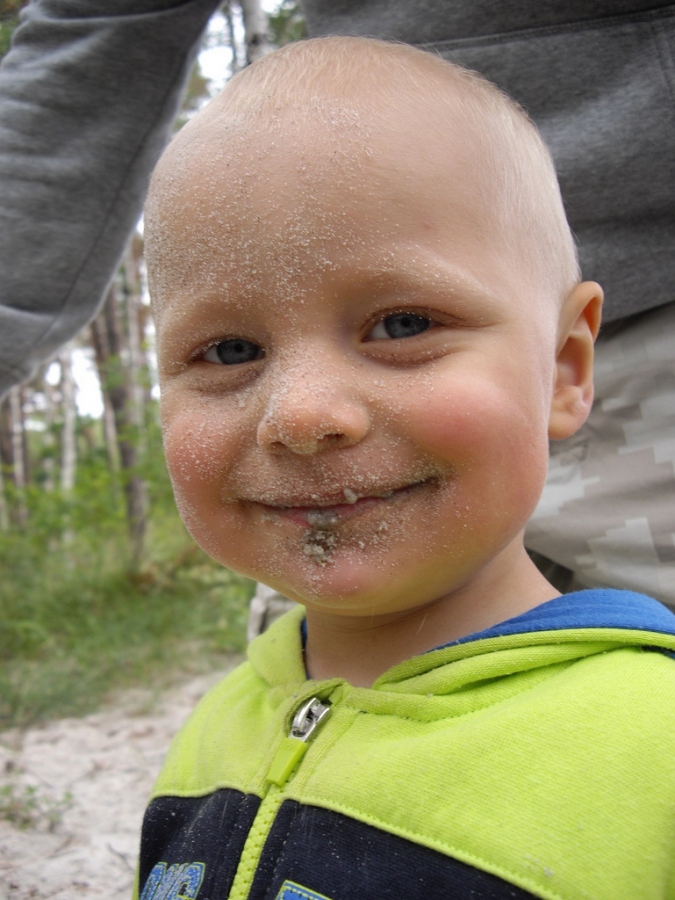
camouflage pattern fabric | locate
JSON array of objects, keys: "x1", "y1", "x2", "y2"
[{"x1": 527, "y1": 301, "x2": 675, "y2": 608}]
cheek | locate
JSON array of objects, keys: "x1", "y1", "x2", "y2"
[
  {"x1": 396, "y1": 373, "x2": 550, "y2": 509},
  {"x1": 163, "y1": 419, "x2": 214, "y2": 490},
  {"x1": 161, "y1": 400, "x2": 240, "y2": 506},
  {"x1": 161, "y1": 404, "x2": 254, "y2": 566}
]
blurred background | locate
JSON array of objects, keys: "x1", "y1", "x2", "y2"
[{"x1": 0, "y1": 0, "x2": 305, "y2": 732}]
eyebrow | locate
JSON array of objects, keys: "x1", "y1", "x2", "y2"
[
  {"x1": 336, "y1": 251, "x2": 499, "y2": 306},
  {"x1": 155, "y1": 244, "x2": 503, "y2": 331}
]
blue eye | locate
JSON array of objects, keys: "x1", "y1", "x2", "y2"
[
  {"x1": 204, "y1": 339, "x2": 264, "y2": 365},
  {"x1": 369, "y1": 312, "x2": 433, "y2": 340}
]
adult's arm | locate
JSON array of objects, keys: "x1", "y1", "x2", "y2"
[{"x1": 0, "y1": 0, "x2": 220, "y2": 397}]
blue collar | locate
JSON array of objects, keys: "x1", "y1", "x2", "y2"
[{"x1": 442, "y1": 588, "x2": 675, "y2": 649}]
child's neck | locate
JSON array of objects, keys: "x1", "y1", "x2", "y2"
[{"x1": 303, "y1": 552, "x2": 559, "y2": 687}]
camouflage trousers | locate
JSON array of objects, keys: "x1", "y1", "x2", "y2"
[{"x1": 526, "y1": 301, "x2": 675, "y2": 608}]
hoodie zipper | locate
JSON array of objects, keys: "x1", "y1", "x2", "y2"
[
  {"x1": 267, "y1": 696, "x2": 331, "y2": 787},
  {"x1": 228, "y1": 696, "x2": 332, "y2": 899}
]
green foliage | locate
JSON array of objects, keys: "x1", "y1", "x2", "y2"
[
  {"x1": 268, "y1": 0, "x2": 306, "y2": 47},
  {"x1": 0, "y1": 520, "x2": 253, "y2": 729},
  {"x1": 0, "y1": 406, "x2": 254, "y2": 730}
]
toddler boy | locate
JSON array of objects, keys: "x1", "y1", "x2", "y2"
[{"x1": 137, "y1": 37, "x2": 675, "y2": 900}]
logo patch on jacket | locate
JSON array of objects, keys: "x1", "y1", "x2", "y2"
[
  {"x1": 276, "y1": 880, "x2": 333, "y2": 900},
  {"x1": 140, "y1": 862, "x2": 205, "y2": 899}
]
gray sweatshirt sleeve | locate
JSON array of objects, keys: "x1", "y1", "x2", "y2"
[{"x1": 0, "y1": 0, "x2": 219, "y2": 396}]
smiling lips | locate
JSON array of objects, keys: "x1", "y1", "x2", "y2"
[{"x1": 252, "y1": 479, "x2": 435, "y2": 528}]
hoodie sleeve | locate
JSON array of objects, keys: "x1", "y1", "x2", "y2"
[{"x1": 0, "y1": 0, "x2": 219, "y2": 397}]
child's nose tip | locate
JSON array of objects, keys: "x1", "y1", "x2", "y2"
[
  {"x1": 266, "y1": 431, "x2": 354, "y2": 456},
  {"x1": 256, "y1": 397, "x2": 371, "y2": 456}
]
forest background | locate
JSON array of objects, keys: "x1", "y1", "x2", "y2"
[{"x1": 0, "y1": 0, "x2": 305, "y2": 732}]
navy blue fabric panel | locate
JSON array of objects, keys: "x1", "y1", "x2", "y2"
[
  {"x1": 138, "y1": 789, "x2": 260, "y2": 899},
  {"x1": 248, "y1": 800, "x2": 536, "y2": 900},
  {"x1": 442, "y1": 589, "x2": 675, "y2": 649}
]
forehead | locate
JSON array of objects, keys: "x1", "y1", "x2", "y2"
[
  {"x1": 159, "y1": 88, "x2": 496, "y2": 195},
  {"x1": 146, "y1": 96, "x2": 516, "y2": 310}
]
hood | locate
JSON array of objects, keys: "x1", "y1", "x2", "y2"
[{"x1": 249, "y1": 589, "x2": 675, "y2": 697}]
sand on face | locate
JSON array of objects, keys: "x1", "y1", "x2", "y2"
[{"x1": 0, "y1": 659, "x2": 242, "y2": 899}]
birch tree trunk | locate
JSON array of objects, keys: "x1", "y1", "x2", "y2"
[
  {"x1": 59, "y1": 348, "x2": 77, "y2": 494},
  {"x1": 0, "y1": 397, "x2": 13, "y2": 482},
  {"x1": 0, "y1": 397, "x2": 13, "y2": 530},
  {"x1": 222, "y1": 2, "x2": 242, "y2": 75},
  {"x1": 0, "y1": 455, "x2": 9, "y2": 532},
  {"x1": 239, "y1": 0, "x2": 273, "y2": 64},
  {"x1": 9, "y1": 385, "x2": 28, "y2": 526},
  {"x1": 121, "y1": 237, "x2": 147, "y2": 445},
  {"x1": 100, "y1": 283, "x2": 147, "y2": 566},
  {"x1": 40, "y1": 377, "x2": 59, "y2": 492},
  {"x1": 90, "y1": 315, "x2": 120, "y2": 473}
]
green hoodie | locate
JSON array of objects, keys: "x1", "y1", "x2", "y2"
[{"x1": 137, "y1": 589, "x2": 675, "y2": 900}]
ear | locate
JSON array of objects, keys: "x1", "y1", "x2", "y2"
[{"x1": 548, "y1": 281, "x2": 603, "y2": 441}]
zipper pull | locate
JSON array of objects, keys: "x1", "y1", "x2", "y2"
[{"x1": 266, "y1": 697, "x2": 331, "y2": 788}]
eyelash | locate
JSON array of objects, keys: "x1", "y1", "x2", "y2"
[
  {"x1": 202, "y1": 338, "x2": 265, "y2": 366},
  {"x1": 366, "y1": 311, "x2": 435, "y2": 341},
  {"x1": 196, "y1": 309, "x2": 439, "y2": 368}
]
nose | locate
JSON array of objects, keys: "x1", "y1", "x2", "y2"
[{"x1": 256, "y1": 367, "x2": 371, "y2": 456}]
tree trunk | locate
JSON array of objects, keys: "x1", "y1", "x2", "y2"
[
  {"x1": 0, "y1": 397, "x2": 13, "y2": 482},
  {"x1": 40, "y1": 376, "x2": 59, "y2": 492},
  {"x1": 90, "y1": 314, "x2": 120, "y2": 473},
  {"x1": 222, "y1": 2, "x2": 241, "y2": 75},
  {"x1": 59, "y1": 348, "x2": 77, "y2": 494},
  {"x1": 99, "y1": 282, "x2": 147, "y2": 566},
  {"x1": 8, "y1": 385, "x2": 28, "y2": 526},
  {"x1": 0, "y1": 397, "x2": 13, "y2": 530},
  {"x1": 239, "y1": 0, "x2": 273, "y2": 64},
  {"x1": 121, "y1": 237, "x2": 148, "y2": 444},
  {"x1": 0, "y1": 451, "x2": 8, "y2": 532}
]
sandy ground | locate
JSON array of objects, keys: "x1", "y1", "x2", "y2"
[{"x1": 0, "y1": 658, "x2": 243, "y2": 900}]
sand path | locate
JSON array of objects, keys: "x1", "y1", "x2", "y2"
[{"x1": 0, "y1": 659, "x2": 242, "y2": 899}]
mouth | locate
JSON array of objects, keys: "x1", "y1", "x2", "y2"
[{"x1": 251, "y1": 478, "x2": 436, "y2": 527}]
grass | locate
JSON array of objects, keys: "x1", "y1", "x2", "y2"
[{"x1": 0, "y1": 514, "x2": 254, "y2": 731}]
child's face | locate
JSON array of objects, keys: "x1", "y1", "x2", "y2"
[{"x1": 155, "y1": 106, "x2": 563, "y2": 620}]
